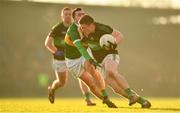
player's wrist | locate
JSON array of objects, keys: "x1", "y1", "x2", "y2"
[
  {"x1": 53, "y1": 50, "x2": 64, "y2": 57},
  {"x1": 88, "y1": 59, "x2": 101, "y2": 68}
]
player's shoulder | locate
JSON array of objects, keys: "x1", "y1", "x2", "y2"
[
  {"x1": 95, "y1": 22, "x2": 113, "y2": 32},
  {"x1": 67, "y1": 23, "x2": 78, "y2": 33},
  {"x1": 51, "y1": 22, "x2": 63, "y2": 30},
  {"x1": 68, "y1": 23, "x2": 78, "y2": 30}
]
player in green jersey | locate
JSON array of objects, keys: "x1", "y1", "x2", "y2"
[
  {"x1": 45, "y1": 7, "x2": 95, "y2": 106},
  {"x1": 64, "y1": 8, "x2": 117, "y2": 108},
  {"x1": 78, "y1": 15, "x2": 151, "y2": 108}
]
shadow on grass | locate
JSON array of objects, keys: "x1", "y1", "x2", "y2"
[
  {"x1": 118, "y1": 106, "x2": 180, "y2": 111},
  {"x1": 150, "y1": 107, "x2": 180, "y2": 111}
]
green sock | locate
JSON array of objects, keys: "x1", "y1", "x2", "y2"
[
  {"x1": 85, "y1": 92, "x2": 90, "y2": 100},
  {"x1": 124, "y1": 88, "x2": 134, "y2": 97},
  {"x1": 101, "y1": 90, "x2": 108, "y2": 98},
  {"x1": 137, "y1": 97, "x2": 146, "y2": 104}
]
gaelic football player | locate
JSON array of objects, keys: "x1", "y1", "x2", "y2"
[
  {"x1": 45, "y1": 7, "x2": 95, "y2": 106},
  {"x1": 78, "y1": 15, "x2": 151, "y2": 108},
  {"x1": 64, "y1": 8, "x2": 117, "y2": 108}
]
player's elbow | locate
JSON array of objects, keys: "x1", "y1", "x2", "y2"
[
  {"x1": 44, "y1": 41, "x2": 48, "y2": 48},
  {"x1": 112, "y1": 29, "x2": 123, "y2": 44},
  {"x1": 116, "y1": 34, "x2": 123, "y2": 44},
  {"x1": 44, "y1": 36, "x2": 51, "y2": 48}
]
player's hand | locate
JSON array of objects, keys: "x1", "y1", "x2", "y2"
[
  {"x1": 107, "y1": 41, "x2": 117, "y2": 50},
  {"x1": 53, "y1": 51, "x2": 64, "y2": 57},
  {"x1": 89, "y1": 59, "x2": 102, "y2": 69}
]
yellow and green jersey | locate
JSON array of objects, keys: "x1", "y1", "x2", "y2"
[{"x1": 64, "y1": 23, "x2": 91, "y2": 60}]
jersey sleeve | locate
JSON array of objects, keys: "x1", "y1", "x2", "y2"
[
  {"x1": 48, "y1": 24, "x2": 59, "y2": 38},
  {"x1": 67, "y1": 29, "x2": 80, "y2": 43},
  {"x1": 99, "y1": 23, "x2": 113, "y2": 34},
  {"x1": 74, "y1": 40, "x2": 92, "y2": 60}
]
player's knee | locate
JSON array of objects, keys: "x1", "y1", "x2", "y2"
[
  {"x1": 106, "y1": 70, "x2": 115, "y2": 77},
  {"x1": 60, "y1": 82, "x2": 66, "y2": 87},
  {"x1": 55, "y1": 79, "x2": 66, "y2": 87},
  {"x1": 60, "y1": 79, "x2": 67, "y2": 87},
  {"x1": 113, "y1": 88, "x2": 121, "y2": 94},
  {"x1": 53, "y1": 80, "x2": 60, "y2": 88},
  {"x1": 56, "y1": 73, "x2": 67, "y2": 87}
]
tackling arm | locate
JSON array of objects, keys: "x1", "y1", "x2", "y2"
[{"x1": 73, "y1": 39, "x2": 92, "y2": 60}]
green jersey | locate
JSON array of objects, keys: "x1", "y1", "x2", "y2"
[
  {"x1": 82, "y1": 22, "x2": 118, "y2": 63},
  {"x1": 48, "y1": 22, "x2": 68, "y2": 60},
  {"x1": 64, "y1": 23, "x2": 92, "y2": 60}
]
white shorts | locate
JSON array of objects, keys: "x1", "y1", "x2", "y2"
[
  {"x1": 52, "y1": 59, "x2": 67, "y2": 72},
  {"x1": 98, "y1": 54, "x2": 120, "y2": 78},
  {"x1": 65, "y1": 56, "x2": 85, "y2": 78},
  {"x1": 87, "y1": 48, "x2": 120, "y2": 78}
]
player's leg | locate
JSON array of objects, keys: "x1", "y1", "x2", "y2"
[
  {"x1": 84, "y1": 61, "x2": 110, "y2": 100},
  {"x1": 79, "y1": 69, "x2": 117, "y2": 108},
  {"x1": 48, "y1": 70, "x2": 67, "y2": 103},
  {"x1": 84, "y1": 61, "x2": 106, "y2": 91},
  {"x1": 85, "y1": 48, "x2": 106, "y2": 92},
  {"x1": 104, "y1": 54, "x2": 151, "y2": 108},
  {"x1": 78, "y1": 79, "x2": 96, "y2": 106},
  {"x1": 48, "y1": 60, "x2": 68, "y2": 104},
  {"x1": 50, "y1": 71, "x2": 67, "y2": 90},
  {"x1": 103, "y1": 55, "x2": 130, "y2": 90},
  {"x1": 79, "y1": 70, "x2": 103, "y2": 99},
  {"x1": 105, "y1": 75, "x2": 151, "y2": 108},
  {"x1": 84, "y1": 61, "x2": 118, "y2": 108},
  {"x1": 65, "y1": 57, "x2": 103, "y2": 100},
  {"x1": 110, "y1": 72, "x2": 151, "y2": 107},
  {"x1": 105, "y1": 75, "x2": 128, "y2": 98},
  {"x1": 66, "y1": 56, "x2": 117, "y2": 108}
]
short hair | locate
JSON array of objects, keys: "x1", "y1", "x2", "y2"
[
  {"x1": 72, "y1": 8, "x2": 82, "y2": 19},
  {"x1": 61, "y1": 7, "x2": 71, "y2": 15},
  {"x1": 79, "y1": 15, "x2": 94, "y2": 25}
]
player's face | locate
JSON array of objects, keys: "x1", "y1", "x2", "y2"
[
  {"x1": 74, "y1": 10, "x2": 85, "y2": 23},
  {"x1": 61, "y1": 10, "x2": 72, "y2": 24},
  {"x1": 80, "y1": 23, "x2": 95, "y2": 36}
]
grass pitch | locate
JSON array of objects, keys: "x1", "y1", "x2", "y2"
[{"x1": 0, "y1": 98, "x2": 180, "y2": 113}]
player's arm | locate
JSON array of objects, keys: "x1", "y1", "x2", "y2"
[
  {"x1": 45, "y1": 25, "x2": 64, "y2": 57},
  {"x1": 67, "y1": 29, "x2": 92, "y2": 60},
  {"x1": 73, "y1": 39, "x2": 91, "y2": 60},
  {"x1": 69, "y1": 31, "x2": 101, "y2": 67},
  {"x1": 45, "y1": 35, "x2": 57, "y2": 54},
  {"x1": 112, "y1": 28, "x2": 123, "y2": 45},
  {"x1": 101, "y1": 23, "x2": 123, "y2": 45},
  {"x1": 73, "y1": 39, "x2": 101, "y2": 68}
]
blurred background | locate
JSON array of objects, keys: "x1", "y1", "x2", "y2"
[{"x1": 0, "y1": 0, "x2": 179, "y2": 98}]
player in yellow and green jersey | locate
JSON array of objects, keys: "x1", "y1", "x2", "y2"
[{"x1": 64, "y1": 8, "x2": 117, "y2": 108}]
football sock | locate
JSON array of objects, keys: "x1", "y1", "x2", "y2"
[
  {"x1": 101, "y1": 90, "x2": 108, "y2": 99},
  {"x1": 137, "y1": 96, "x2": 146, "y2": 104},
  {"x1": 124, "y1": 88, "x2": 134, "y2": 97},
  {"x1": 85, "y1": 92, "x2": 91, "y2": 100}
]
